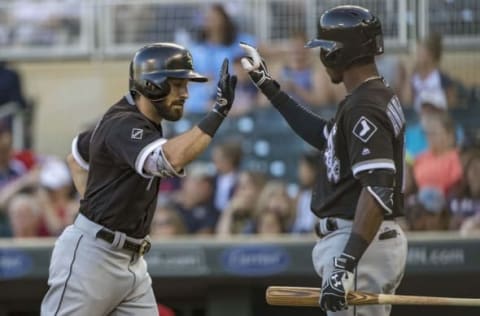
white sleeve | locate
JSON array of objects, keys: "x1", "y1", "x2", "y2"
[
  {"x1": 135, "y1": 138, "x2": 185, "y2": 178},
  {"x1": 71, "y1": 136, "x2": 89, "y2": 171}
]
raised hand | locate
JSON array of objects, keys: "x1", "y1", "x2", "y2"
[
  {"x1": 239, "y1": 42, "x2": 275, "y2": 90},
  {"x1": 213, "y1": 58, "x2": 237, "y2": 117}
]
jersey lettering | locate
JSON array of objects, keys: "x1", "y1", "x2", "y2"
[{"x1": 324, "y1": 124, "x2": 340, "y2": 183}]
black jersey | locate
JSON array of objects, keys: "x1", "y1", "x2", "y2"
[
  {"x1": 311, "y1": 78, "x2": 405, "y2": 219},
  {"x1": 74, "y1": 94, "x2": 165, "y2": 238}
]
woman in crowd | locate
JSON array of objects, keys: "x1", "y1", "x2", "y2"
[
  {"x1": 185, "y1": 3, "x2": 256, "y2": 113},
  {"x1": 405, "y1": 111, "x2": 462, "y2": 231},
  {"x1": 216, "y1": 170, "x2": 266, "y2": 235},
  {"x1": 253, "y1": 180, "x2": 296, "y2": 233}
]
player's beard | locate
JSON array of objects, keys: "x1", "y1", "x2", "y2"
[
  {"x1": 326, "y1": 67, "x2": 343, "y2": 84},
  {"x1": 152, "y1": 100, "x2": 183, "y2": 121}
]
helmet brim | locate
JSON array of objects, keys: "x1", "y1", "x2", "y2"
[
  {"x1": 145, "y1": 70, "x2": 208, "y2": 84},
  {"x1": 181, "y1": 70, "x2": 208, "y2": 82},
  {"x1": 304, "y1": 39, "x2": 343, "y2": 52}
]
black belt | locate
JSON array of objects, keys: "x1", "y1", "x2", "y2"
[
  {"x1": 314, "y1": 218, "x2": 398, "y2": 240},
  {"x1": 314, "y1": 218, "x2": 338, "y2": 238},
  {"x1": 96, "y1": 229, "x2": 151, "y2": 256}
]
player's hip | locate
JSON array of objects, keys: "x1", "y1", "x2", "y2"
[
  {"x1": 314, "y1": 217, "x2": 404, "y2": 241},
  {"x1": 72, "y1": 213, "x2": 152, "y2": 258}
]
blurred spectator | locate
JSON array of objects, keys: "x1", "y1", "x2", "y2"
[
  {"x1": 172, "y1": 163, "x2": 218, "y2": 235},
  {"x1": 404, "y1": 189, "x2": 450, "y2": 231},
  {"x1": 448, "y1": 148, "x2": 480, "y2": 230},
  {"x1": 150, "y1": 203, "x2": 187, "y2": 237},
  {"x1": 254, "y1": 210, "x2": 288, "y2": 235},
  {"x1": 185, "y1": 3, "x2": 256, "y2": 113},
  {"x1": 36, "y1": 158, "x2": 78, "y2": 236},
  {"x1": 460, "y1": 212, "x2": 480, "y2": 236},
  {"x1": 6, "y1": 193, "x2": 41, "y2": 237},
  {"x1": 0, "y1": 156, "x2": 76, "y2": 237},
  {"x1": 216, "y1": 170, "x2": 267, "y2": 236},
  {"x1": 407, "y1": 33, "x2": 458, "y2": 109},
  {"x1": 0, "y1": 62, "x2": 27, "y2": 110},
  {"x1": 0, "y1": 60, "x2": 32, "y2": 148},
  {"x1": 212, "y1": 140, "x2": 243, "y2": 212},
  {"x1": 291, "y1": 151, "x2": 321, "y2": 234},
  {"x1": 0, "y1": 123, "x2": 35, "y2": 235},
  {"x1": 413, "y1": 112, "x2": 462, "y2": 196},
  {"x1": 0, "y1": 127, "x2": 27, "y2": 188},
  {"x1": 405, "y1": 111, "x2": 463, "y2": 231},
  {"x1": 405, "y1": 89, "x2": 465, "y2": 159},
  {"x1": 376, "y1": 54, "x2": 408, "y2": 104},
  {"x1": 254, "y1": 180, "x2": 295, "y2": 233},
  {"x1": 277, "y1": 31, "x2": 342, "y2": 107}
]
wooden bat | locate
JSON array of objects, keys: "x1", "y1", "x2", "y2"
[{"x1": 266, "y1": 286, "x2": 480, "y2": 307}]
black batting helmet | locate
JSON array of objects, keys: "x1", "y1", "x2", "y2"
[
  {"x1": 305, "y1": 5, "x2": 383, "y2": 70},
  {"x1": 129, "y1": 43, "x2": 208, "y2": 100}
]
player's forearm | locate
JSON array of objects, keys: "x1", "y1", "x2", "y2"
[
  {"x1": 161, "y1": 126, "x2": 212, "y2": 172},
  {"x1": 268, "y1": 89, "x2": 327, "y2": 150},
  {"x1": 352, "y1": 187, "x2": 384, "y2": 244},
  {"x1": 67, "y1": 154, "x2": 88, "y2": 198},
  {"x1": 341, "y1": 187, "x2": 384, "y2": 268}
]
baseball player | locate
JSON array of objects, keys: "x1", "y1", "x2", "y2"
[
  {"x1": 240, "y1": 5, "x2": 407, "y2": 316},
  {"x1": 41, "y1": 43, "x2": 237, "y2": 315}
]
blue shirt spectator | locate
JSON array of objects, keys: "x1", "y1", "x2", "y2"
[
  {"x1": 0, "y1": 62, "x2": 26, "y2": 109},
  {"x1": 406, "y1": 89, "x2": 464, "y2": 160},
  {"x1": 185, "y1": 4, "x2": 256, "y2": 113},
  {"x1": 277, "y1": 32, "x2": 339, "y2": 107}
]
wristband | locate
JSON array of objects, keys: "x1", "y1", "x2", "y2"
[
  {"x1": 261, "y1": 79, "x2": 281, "y2": 100},
  {"x1": 197, "y1": 110, "x2": 225, "y2": 137}
]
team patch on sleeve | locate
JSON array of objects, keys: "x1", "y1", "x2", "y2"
[
  {"x1": 352, "y1": 116, "x2": 378, "y2": 143},
  {"x1": 131, "y1": 128, "x2": 144, "y2": 140}
]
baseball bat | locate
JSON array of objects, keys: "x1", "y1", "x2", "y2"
[{"x1": 266, "y1": 286, "x2": 480, "y2": 307}]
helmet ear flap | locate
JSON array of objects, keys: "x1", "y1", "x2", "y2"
[
  {"x1": 138, "y1": 79, "x2": 171, "y2": 100},
  {"x1": 320, "y1": 48, "x2": 342, "y2": 68}
]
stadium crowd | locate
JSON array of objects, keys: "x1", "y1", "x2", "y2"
[{"x1": 0, "y1": 2, "x2": 479, "y2": 239}]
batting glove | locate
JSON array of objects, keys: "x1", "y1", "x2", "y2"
[
  {"x1": 213, "y1": 58, "x2": 238, "y2": 117},
  {"x1": 239, "y1": 42, "x2": 280, "y2": 97},
  {"x1": 320, "y1": 253, "x2": 356, "y2": 312}
]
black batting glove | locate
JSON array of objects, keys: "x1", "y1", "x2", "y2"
[
  {"x1": 213, "y1": 58, "x2": 237, "y2": 117},
  {"x1": 320, "y1": 253, "x2": 356, "y2": 312},
  {"x1": 239, "y1": 42, "x2": 280, "y2": 98}
]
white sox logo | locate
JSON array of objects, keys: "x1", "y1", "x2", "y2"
[
  {"x1": 324, "y1": 124, "x2": 340, "y2": 183},
  {"x1": 185, "y1": 52, "x2": 193, "y2": 68},
  {"x1": 353, "y1": 116, "x2": 377, "y2": 143}
]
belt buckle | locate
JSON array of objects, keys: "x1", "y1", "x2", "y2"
[{"x1": 138, "y1": 240, "x2": 151, "y2": 256}]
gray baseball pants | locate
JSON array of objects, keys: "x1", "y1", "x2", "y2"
[
  {"x1": 41, "y1": 214, "x2": 158, "y2": 316},
  {"x1": 312, "y1": 218, "x2": 408, "y2": 316}
]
